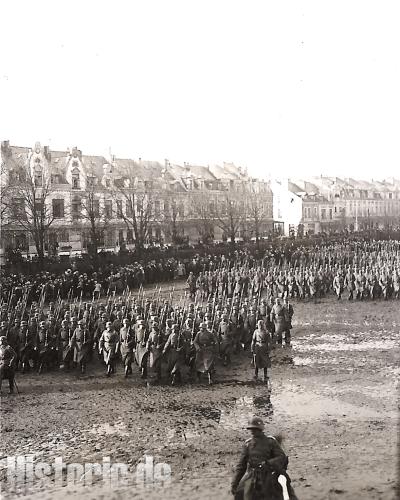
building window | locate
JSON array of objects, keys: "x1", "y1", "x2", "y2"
[
  {"x1": 72, "y1": 168, "x2": 80, "y2": 189},
  {"x1": 11, "y1": 198, "x2": 25, "y2": 218},
  {"x1": 154, "y1": 200, "x2": 160, "y2": 217},
  {"x1": 118, "y1": 230, "x2": 124, "y2": 245},
  {"x1": 105, "y1": 230, "x2": 114, "y2": 247},
  {"x1": 58, "y1": 229, "x2": 69, "y2": 243},
  {"x1": 178, "y1": 203, "x2": 185, "y2": 218},
  {"x1": 72, "y1": 196, "x2": 81, "y2": 219},
  {"x1": 126, "y1": 201, "x2": 133, "y2": 218},
  {"x1": 35, "y1": 201, "x2": 44, "y2": 216},
  {"x1": 164, "y1": 201, "x2": 170, "y2": 215},
  {"x1": 127, "y1": 229, "x2": 133, "y2": 244},
  {"x1": 329, "y1": 209, "x2": 332, "y2": 220},
  {"x1": 105, "y1": 178, "x2": 111, "y2": 188},
  {"x1": 105, "y1": 200, "x2": 113, "y2": 218},
  {"x1": 52, "y1": 199, "x2": 64, "y2": 218},
  {"x1": 114, "y1": 178, "x2": 123, "y2": 188},
  {"x1": 34, "y1": 168, "x2": 43, "y2": 187},
  {"x1": 90, "y1": 199, "x2": 99, "y2": 217},
  {"x1": 87, "y1": 177, "x2": 95, "y2": 188},
  {"x1": 116, "y1": 200, "x2": 123, "y2": 218}
]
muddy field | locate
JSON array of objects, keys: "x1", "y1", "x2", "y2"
[{"x1": 0, "y1": 292, "x2": 399, "y2": 500}]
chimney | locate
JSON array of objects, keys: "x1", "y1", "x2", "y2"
[
  {"x1": 1, "y1": 140, "x2": 11, "y2": 157},
  {"x1": 44, "y1": 146, "x2": 51, "y2": 162}
]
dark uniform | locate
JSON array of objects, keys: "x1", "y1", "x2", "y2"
[{"x1": 232, "y1": 417, "x2": 297, "y2": 500}]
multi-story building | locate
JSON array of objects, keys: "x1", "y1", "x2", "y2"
[
  {"x1": 306, "y1": 176, "x2": 400, "y2": 231},
  {"x1": 0, "y1": 141, "x2": 274, "y2": 259},
  {"x1": 271, "y1": 175, "x2": 400, "y2": 236}
]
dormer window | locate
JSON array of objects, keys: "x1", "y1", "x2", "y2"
[
  {"x1": 105, "y1": 178, "x2": 111, "y2": 188},
  {"x1": 34, "y1": 161, "x2": 43, "y2": 187},
  {"x1": 72, "y1": 167, "x2": 80, "y2": 189}
]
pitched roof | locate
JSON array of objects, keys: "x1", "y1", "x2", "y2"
[
  {"x1": 113, "y1": 158, "x2": 164, "y2": 181},
  {"x1": 208, "y1": 164, "x2": 240, "y2": 180}
]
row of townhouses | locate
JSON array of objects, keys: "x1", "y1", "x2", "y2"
[{"x1": 1, "y1": 140, "x2": 400, "y2": 258}]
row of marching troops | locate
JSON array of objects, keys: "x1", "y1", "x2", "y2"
[
  {"x1": 0, "y1": 284, "x2": 294, "y2": 392},
  {"x1": 186, "y1": 263, "x2": 400, "y2": 302},
  {"x1": 2, "y1": 239, "x2": 400, "y2": 308}
]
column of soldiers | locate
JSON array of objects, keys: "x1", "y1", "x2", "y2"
[
  {"x1": 0, "y1": 276, "x2": 295, "y2": 392},
  {"x1": 1, "y1": 240, "x2": 400, "y2": 393}
]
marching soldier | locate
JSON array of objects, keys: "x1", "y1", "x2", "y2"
[
  {"x1": 270, "y1": 298, "x2": 286, "y2": 346},
  {"x1": 135, "y1": 319, "x2": 148, "y2": 379},
  {"x1": 282, "y1": 297, "x2": 294, "y2": 347},
  {"x1": 251, "y1": 320, "x2": 271, "y2": 385},
  {"x1": 57, "y1": 319, "x2": 73, "y2": 370},
  {"x1": 193, "y1": 322, "x2": 218, "y2": 385},
  {"x1": 17, "y1": 320, "x2": 35, "y2": 373},
  {"x1": 146, "y1": 322, "x2": 164, "y2": 382},
  {"x1": 218, "y1": 314, "x2": 233, "y2": 366},
  {"x1": 70, "y1": 320, "x2": 92, "y2": 373},
  {"x1": 99, "y1": 322, "x2": 119, "y2": 376},
  {"x1": 119, "y1": 318, "x2": 135, "y2": 378},
  {"x1": 333, "y1": 272, "x2": 344, "y2": 300},
  {"x1": 162, "y1": 323, "x2": 187, "y2": 385},
  {"x1": 36, "y1": 321, "x2": 56, "y2": 374}
]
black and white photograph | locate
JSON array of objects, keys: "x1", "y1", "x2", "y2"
[{"x1": 0, "y1": 1, "x2": 399, "y2": 499}]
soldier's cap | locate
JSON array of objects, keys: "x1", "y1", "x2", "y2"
[
  {"x1": 246, "y1": 416, "x2": 265, "y2": 430},
  {"x1": 106, "y1": 322, "x2": 112, "y2": 327},
  {"x1": 21, "y1": 320, "x2": 28, "y2": 325},
  {"x1": 0, "y1": 336, "x2": 7, "y2": 344},
  {"x1": 39, "y1": 321, "x2": 46, "y2": 326},
  {"x1": 123, "y1": 318, "x2": 130, "y2": 323},
  {"x1": 199, "y1": 322, "x2": 206, "y2": 328},
  {"x1": 78, "y1": 320, "x2": 83, "y2": 325},
  {"x1": 61, "y1": 320, "x2": 68, "y2": 324}
]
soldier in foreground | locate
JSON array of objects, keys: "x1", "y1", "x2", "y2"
[{"x1": 231, "y1": 416, "x2": 298, "y2": 500}]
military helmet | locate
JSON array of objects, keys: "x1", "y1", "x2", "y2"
[{"x1": 246, "y1": 416, "x2": 265, "y2": 430}]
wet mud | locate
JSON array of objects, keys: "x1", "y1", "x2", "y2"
[{"x1": 0, "y1": 296, "x2": 399, "y2": 499}]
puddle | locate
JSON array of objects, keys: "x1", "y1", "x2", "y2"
[
  {"x1": 227, "y1": 388, "x2": 388, "y2": 421},
  {"x1": 295, "y1": 339, "x2": 397, "y2": 352},
  {"x1": 89, "y1": 421, "x2": 130, "y2": 437}
]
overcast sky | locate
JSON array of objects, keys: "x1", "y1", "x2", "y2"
[{"x1": 1, "y1": 0, "x2": 399, "y2": 180}]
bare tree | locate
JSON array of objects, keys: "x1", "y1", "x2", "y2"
[
  {"x1": 190, "y1": 192, "x2": 215, "y2": 245},
  {"x1": 0, "y1": 159, "x2": 10, "y2": 224},
  {"x1": 213, "y1": 191, "x2": 246, "y2": 248},
  {"x1": 5, "y1": 162, "x2": 55, "y2": 265},
  {"x1": 79, "y1": 184, "x2": 111, "y2": 260},
  {"x1": 162, "y1": 193, "x2": 186, "y2": 245},
  {"x1": 246, "y1": 185, "x2": 271, "y2": 246},
  {"x1": 111, "y1": 173, "x2": 157, "y2": 257}
]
